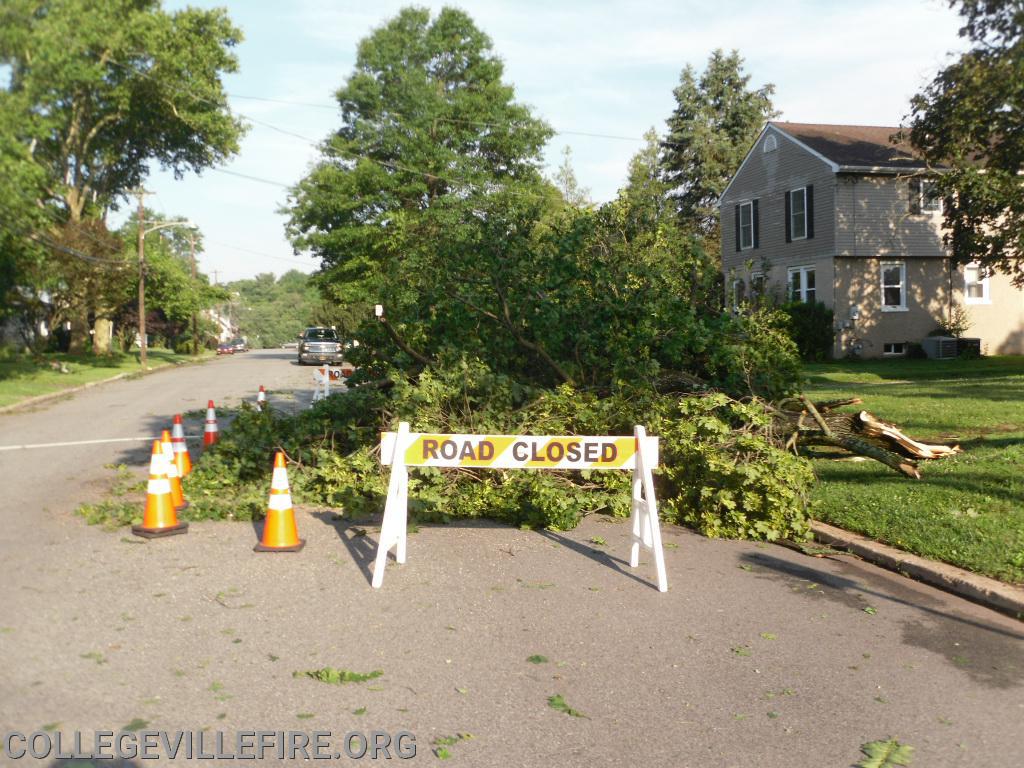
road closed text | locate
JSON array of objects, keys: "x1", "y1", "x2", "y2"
[{"x1": 420, "y1": 437, "x2": 618, "y2": 464}]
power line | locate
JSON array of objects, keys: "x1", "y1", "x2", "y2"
[
  {"x1": 210, "y1": 167, "x2": 292, "y2": 188},
  {"x1": 228, "y1": 93, "x2": 652, "y2": 143},
  {"x1": 206, "y1": 238, "x2": 316, "y2": 266}
]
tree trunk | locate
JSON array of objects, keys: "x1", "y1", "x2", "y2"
[{"x1": 93, "y1": 317, "x2": 113, "y2": 354}]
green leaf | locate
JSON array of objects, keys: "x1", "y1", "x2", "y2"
[
  {"x1": 526, "y1": 655, "x2": 549, "y2": 664},
  {"x1": 293, "y1": 668, "x2": 384, "y2": 685},
  {"x1": 547, "y1": 694, "x2": 586, "y2": 718},
  {"x1": 856, "y1": 738, "x2": 914, "y2": 768}
]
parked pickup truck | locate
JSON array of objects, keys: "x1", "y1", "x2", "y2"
[{"x1": 296, "y1": 327, "x2": 345, "y2": 365}]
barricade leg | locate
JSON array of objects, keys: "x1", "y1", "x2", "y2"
[
  {"x1": 371, "y1": 422, "x2": 409, "y2": 588},
  {"x1": 627, "y1": 425, "x2": 668, "y2": 592}
]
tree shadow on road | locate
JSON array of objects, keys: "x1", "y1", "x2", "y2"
[{"x1": 740, "y1": 551, "x2": 1024, "y2": 689}]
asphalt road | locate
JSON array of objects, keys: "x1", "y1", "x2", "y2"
[{"x1": 0, "y1": 350, "x2": 1022, "y2": 767}]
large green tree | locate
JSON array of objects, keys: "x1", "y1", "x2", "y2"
[
  {"x1": 0, "y1": 0, "x2": 245, "y2": 348},
  {"x1": 661, "y1": 50, "x2": 777, "y2": 239},
  {"x1": 227, "y1": 271, "x2": 323, "y2": 349},
  {"x1": 909, "y1": 0, "x2": 1024, "y2": 285},
  {"x1": 287, "y1": 6, "x2": 554, "y2": 374}
]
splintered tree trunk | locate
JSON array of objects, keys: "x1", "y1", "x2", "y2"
[{"x1": 773, "y1": 397, "x2": 960, "y2": 479}]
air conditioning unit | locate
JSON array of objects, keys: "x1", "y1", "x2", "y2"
[{"x1": 921, "y1": 336, "x2": 981, "y2": 359}]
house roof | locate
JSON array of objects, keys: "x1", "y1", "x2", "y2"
[{"x1": 769, "y1": 122, "x2": 932, "y2": 171}]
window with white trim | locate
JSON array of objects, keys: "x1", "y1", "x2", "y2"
[
  {"x1": 790, "y1": 187, "x2": 807, "y2": 240},
  {"x1": 964, "y1": 262, "x2": 990, "y2": 304},
  {"x1": 788, "y1": 266, "x2": 816, "y2": 303},
  {"x1": 881, "y1": 261, "x2": 907, "y2": 311},
  {"x1": 883, "y1": 342, "x2": 906, "y2": 356},
  {"x1": 910, "y1": 178, "x2": 942, "y2": 214},
  {"x1": 738, "y1": 201, "x2": 753, "y2": 250},
  {"x1": 763, "y1": 134, "x2": 777, "y2": 153},
  {"x1": 920, "y1": 179, "x2": 942, "y2": 213}
]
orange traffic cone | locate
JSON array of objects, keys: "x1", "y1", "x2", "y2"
[
  {"x1": 255, "y1": 452, "x2": 304, "y2": 552},
  {"x1": 256, "y1": 385, "x2": 267, "y2": 411},
  {"x1": 161, "y1": 429, "x2": 188, "y2": 512},
  {"x1": 171, "y1": 414, "x2": 192, "y2": 477},
  {"x1": 203, "y1": 400, "x2": 219, "y2": 447},
  {"x1": 132, "y1": 440, "x2": 188, "y2": 538}
]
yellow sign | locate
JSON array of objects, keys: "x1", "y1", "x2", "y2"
[{"x1": 380, "y1": 432, "x2": 656, "y2": 470}]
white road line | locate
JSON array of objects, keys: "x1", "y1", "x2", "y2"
[{"x1": 0, "y1": 436, "x2": 203, "y2": 451}]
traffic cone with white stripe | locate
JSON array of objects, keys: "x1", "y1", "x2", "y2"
[
  {"x1": 161, "y1": 429, "x2": 188, "y2": 512},
  {"x1": 171, "y1": 414, "x2": 192, "y2": 477},
  {"x1": 256, "y1": 385, "x2": 267, "y2": 411},
  {"x1": 203, "y1": 400, "x2": 219, "y2": 447},
  {"x1": 254, "y1": 452, "x2": 304, "y2": 552},
  {"x1": 132, "y1": 440, "x2": 188, "y2": 538}
]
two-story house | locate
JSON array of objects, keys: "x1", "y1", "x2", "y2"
[{"x1": 719, "y1": 121, "x2": 1024, "y2": 358}]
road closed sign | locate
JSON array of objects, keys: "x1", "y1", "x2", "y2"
[
  {"x1": 372, "y1": 423, "x2": 667, "y2": 592},
  {"x1": 380, "y1": 432, "x2": 657, "y2": 470}
]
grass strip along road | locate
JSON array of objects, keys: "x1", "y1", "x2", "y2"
[
  {"x1": 805, "y1": 356, "x2": 1024, "y2": 585},
  {"x1": 0, "y1": 349, "x2": 207, "y2": 409}
]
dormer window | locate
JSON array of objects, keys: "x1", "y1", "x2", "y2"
[{"x1": 763, "y1": 134, "x2": 778, "y2": 153}]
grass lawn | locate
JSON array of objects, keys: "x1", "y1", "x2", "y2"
[
  {"x1": 803, "y1": 356, "x2": 1024, "y2": 585},
  {"x1": 0, "y1": 349, "x2": 204, "y2": 409}
]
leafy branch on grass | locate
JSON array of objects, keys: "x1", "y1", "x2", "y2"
[
  {"x1": 857, "y1": 738, "x2": 914, "y2": 768},
  {"x1": 293, "y1": 668, "x2": 384, "y2": 685},
  {"x1": 547, "y1": 694, "x2": 587, "y2": 718}
]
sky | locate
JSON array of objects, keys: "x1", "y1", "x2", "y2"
[{"x1": 121, "y1": 0, "x2": 967, "y2": 284}]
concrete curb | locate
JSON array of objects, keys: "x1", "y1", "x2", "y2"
[
  {"x1": 0, "y1": 356, "x2": 212, "y2": 416},
  {"x1": 811, "y1": 520, "x2": 1024, "y2": 619}
]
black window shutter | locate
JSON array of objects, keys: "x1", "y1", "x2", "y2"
[
  {"x1": 784, "y1": 191, "x2": 792, "y2": 243},
  {"x1": 734, "y1": 205, "x2": 740, "y2": 251},
  {"x1": 806, "y1": 185, "x2": 814, "y2": 239},
  {"x1": 909, "y1": 179, "x2": 921, "y2": 214},
  {"x1": 752, "y1": 199, "x2": 760, "y2": 248}
]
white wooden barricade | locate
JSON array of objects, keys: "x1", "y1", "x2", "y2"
[
  {"x1": 311, "y1": 367, "x2": 347, "y2": 404},
  {"x1": 373, "y1": 422, "x2": 667, "y2": 592}
]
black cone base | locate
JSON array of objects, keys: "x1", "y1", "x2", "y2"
[
  {"x1": 254, "y1": 538, "x2": 306, "y2": 553},
  {"x1": 132, "y1": 522, "x2": 189, "y2": 539}
]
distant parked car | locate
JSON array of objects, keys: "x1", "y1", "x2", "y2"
[
  {"x1": 296, "y1": 327, "x2": 344, "y2": 365},
  {"x1": 216, "y1": 342, "x2": 234, "y2": 355},
  {"x1": 228, "y1": 337, "x2": 248, "y2": 353},
  {"x1": 281, "y1": 341, "x2": 298, "y2": 349}
]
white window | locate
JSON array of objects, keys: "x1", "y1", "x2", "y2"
[
  {"x1": 920, "y1": 179, "x2": 942, "y2": 213},
  {"x1": 910, "y1": 178, "x2": 942, "y2": 214},
  {"x1": 763, "y1": 134, "x2": 778, "y2": 153},
  {"x1": 788, "y1": 266, "x2": 816, "y2": 303},
  {"x1": 790, "y1": 187, "x2": 807, "y2": 240},
  {"x1": 883, "y1": 342, "x2": 906, "y2": 356},
  {"x1": 964, "y1": 262, "x2": 990, "y2": 304},
  {"x1": 881, "y1": 261, "x2": 907, "y2": 311},
  {"x1": 738, "y1": 201, "x2": 753, "y2": 250}
]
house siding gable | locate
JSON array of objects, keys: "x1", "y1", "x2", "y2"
[{"x1": 720, "y1": 128, "x2": 836, "y2": 287}]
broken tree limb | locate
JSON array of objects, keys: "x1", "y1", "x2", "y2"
[{"x1": 770, "y1": 399, "x2": 961, "y2": 479}]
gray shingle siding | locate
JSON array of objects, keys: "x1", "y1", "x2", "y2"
[
  {"x1": 834, "y1": 174, "x2": 947, "y2": 258},
  {"x1": 720, "y1": 128, "x2": 836, "y2": 280}
]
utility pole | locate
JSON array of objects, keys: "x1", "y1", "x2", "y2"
[
  {"x1": 190, "y1": 233, "x2": 199, "y2": 356},
  {"x1": 136, "y1": 188, "x2": 148, "y2": 368}
]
